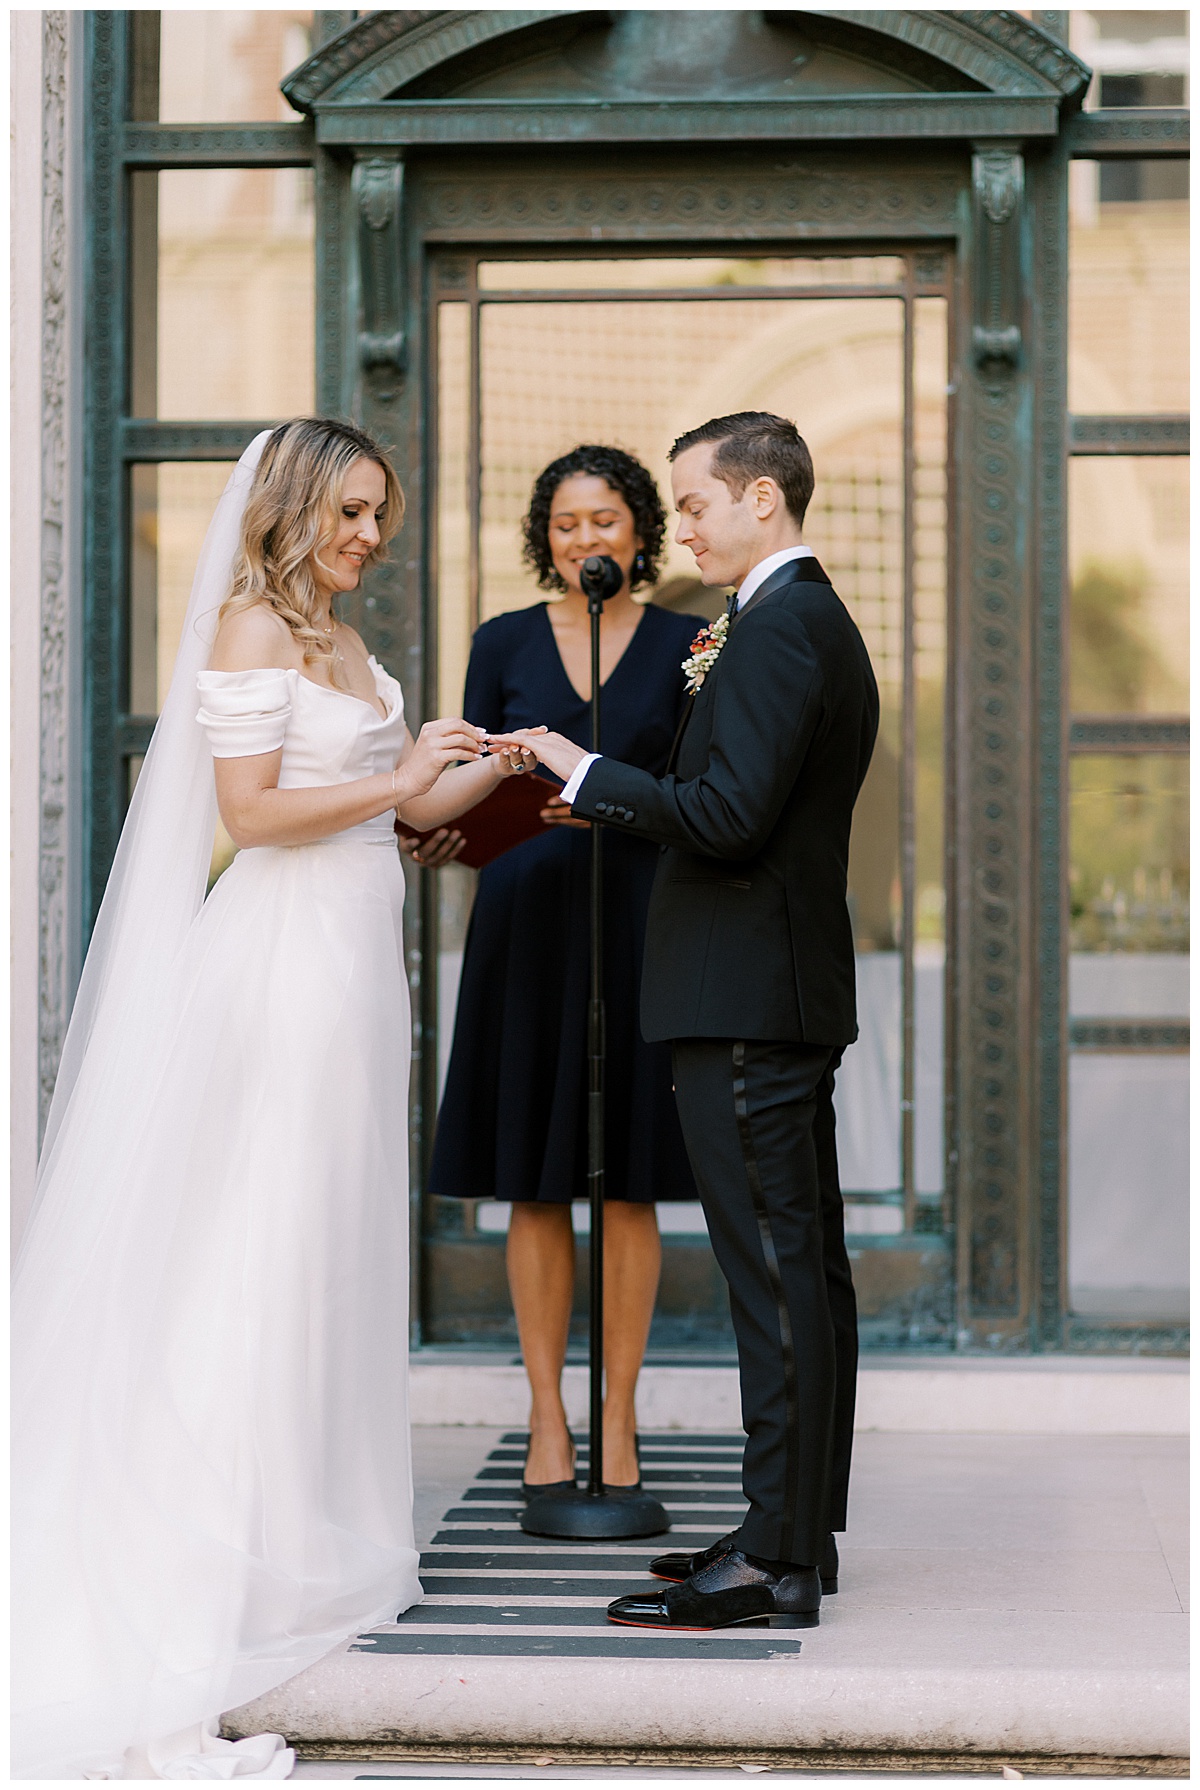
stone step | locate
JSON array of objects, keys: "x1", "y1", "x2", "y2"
[
  {"x1": 225, "y1": 1426, "x2": 1189, "y2": 1770},
  {"x1": 410, "y1": 1352, "x2": 1189, "y2": 1435}
]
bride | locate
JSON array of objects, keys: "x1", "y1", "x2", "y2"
[{"x1": 12, "y1": 419, "x2": 534, "y2": 1779}]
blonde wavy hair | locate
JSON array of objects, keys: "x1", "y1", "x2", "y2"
[{"x1": 220, "y1": 417, "x2": 405, "y2": 679}]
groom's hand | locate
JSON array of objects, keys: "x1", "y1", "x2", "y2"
[{"x1": 491, "y1": 729, "x2": 587, "y2": 785}]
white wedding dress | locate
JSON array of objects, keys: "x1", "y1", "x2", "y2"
[{"x1": 12, "y1": 442, "x2": 423, "y2": 1779}]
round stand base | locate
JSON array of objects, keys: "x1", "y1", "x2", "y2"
[{"x1": 519, "y1": 1486, "x2": 671, "y2": 1539}]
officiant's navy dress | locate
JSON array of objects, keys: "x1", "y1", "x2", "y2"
[{"x1": 429, "y1": 600, "x2": 701, "y2": 1205}]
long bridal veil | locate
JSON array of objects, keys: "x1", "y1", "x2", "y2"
[
  {"x1": 12, "y1": 433, "x2": 301, "y2": 1778},
  {"x1": 29, "y1": 432, "x2": 272, "y2": 1211},
  {"x1": 15, "y1": 424, "x2": 423, "y2": 1777}
]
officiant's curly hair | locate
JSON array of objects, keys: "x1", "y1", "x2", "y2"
[
  {"x1": 522, "y1": 445, "x2": 667, "y2": 593},
  {"x1": 221, "y1": 417, "x2": 405, "y2": 679}
]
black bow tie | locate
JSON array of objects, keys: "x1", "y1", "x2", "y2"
[{"x1": 725, "y1": 589, "x2": 739, "y2": 625}]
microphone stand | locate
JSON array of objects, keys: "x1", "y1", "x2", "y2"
[{"x1": 520, "y1": 555, "x2": 669, "y2": 1542}]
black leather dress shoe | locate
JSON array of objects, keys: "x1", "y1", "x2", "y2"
[
  {"x1": 607, "y1": 1548, "x2": 821, "y2": 1630},
  {"x1": 649, "y1": 1530, "x2": 839, "y2": 1594}
]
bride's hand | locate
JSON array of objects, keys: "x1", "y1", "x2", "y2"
[{"x1": 392, "y1": 719, "x2": 486, "y2": 804}]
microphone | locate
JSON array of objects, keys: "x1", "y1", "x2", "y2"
[{"x1": 580, "y1": 555, "x2": 624, "y2": 610}]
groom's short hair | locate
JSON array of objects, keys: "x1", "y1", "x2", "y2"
[{"x1": 669, "y1": 412, "x2": 814, "y2": 527}]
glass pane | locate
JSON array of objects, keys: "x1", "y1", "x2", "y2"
[
  {"x1": 913, "y1": 296, "x2": 948, "y2": 1203},
  {"x1": 128, "y1": 463, "x2": 240, "y2": 879},
  {"x1": 158, "y1": 12, "x2": 313, "y2": 123},
  {"x1": 434, "y1": 302, "x2": 478, "y2": 1098},
  {"x1": 1065, "y1": 0, "x2": 1191, "y2": 1320},
  {"x1": 1067, "y1": 738, "x2": 1189, "y2": 1320},
  {"x1": 473, "y1": 288, "x2": 936, "y2": 1206},
  {"x1": 1068, "y1": 161, "x2": 1188, "y2": 414},
  {"x1": 479, "y1": 256, "x2": 907, "y2": 292},
  {"x1": 1068, "y1": 1049, "x2": 1188, "y2": 1320},
  {"x1": 130, "y1": 169, "x2": 315, "y2": 420},
  {"x1": 1069, "y1": 755, "x2": 1189, "y2": 955},
  {"x1": 437, "y1": 303, "x2": 473, "y2": 725},
  {"x1": 130, "y1": 463, "x2": 236, "y2": 714},
  {"x1": 1069, "y1": 9, "x2": 1189, "y2": 93},
  {"x1": 1069, "y1": 458, "x2": 1189, "y2": 713}
]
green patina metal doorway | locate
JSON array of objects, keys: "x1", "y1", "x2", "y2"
[
  {"x1": 424, "y1": 245, "x2": 953, "y2": 1350},
  {"x1": 84, "y1": 10, "x2": 1189, "y2": 1354}
]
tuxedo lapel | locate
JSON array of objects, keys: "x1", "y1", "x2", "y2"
[
  {"x1": 668, "y1": 562, "x2": 830, "y2": 773},
  {"x1": 666, "y1": 690, "x2": 697, "y2": 774}
]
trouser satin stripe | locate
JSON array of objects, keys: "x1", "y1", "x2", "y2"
[{"x1": 730, "y1": 1039, "x2": 800, "y2": 1564}]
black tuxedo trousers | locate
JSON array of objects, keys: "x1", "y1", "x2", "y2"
[{"x1": 672, "y1": 1038, "x2": 857, "y2": 1566}]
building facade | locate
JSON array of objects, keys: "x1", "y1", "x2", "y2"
[{"x1": 10, "y1": 10, "x2": 1189, "y2": 1354}]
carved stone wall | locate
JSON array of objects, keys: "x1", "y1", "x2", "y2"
[{"x1": 38, "y1": 11, "x2": 76, "y2": 1139}]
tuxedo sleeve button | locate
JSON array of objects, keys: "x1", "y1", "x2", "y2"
[{"x1": 594, "y1": 802, "x2": 606, "y2": 814}]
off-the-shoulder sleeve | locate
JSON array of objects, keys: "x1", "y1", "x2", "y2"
[{"x1": 196, "y1": 668, "x2": 292, "y2": 758}]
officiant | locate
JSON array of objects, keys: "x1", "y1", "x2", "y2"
[{"x1": 419, "y1": 445, "x2": 703, "y2": 1494}]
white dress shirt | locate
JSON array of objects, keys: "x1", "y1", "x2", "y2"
[
  {"x1": 560, "y1": 543, "x2": 815, "y2": 805},
  {"x1": 733, "y1": 543, "x2": 814, "y2": 610}
]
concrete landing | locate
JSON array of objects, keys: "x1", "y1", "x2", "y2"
[
  {"x1": 408, "y1": 1353, "x2": 1189, "y2": 1436},
  {"x1": 225, "y1": 1425, "x2": 1189, "y2": 1773}
]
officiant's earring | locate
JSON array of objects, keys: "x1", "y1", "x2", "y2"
[{"x1": 633, "y1": 551, "x2": 647, "y2": 581}]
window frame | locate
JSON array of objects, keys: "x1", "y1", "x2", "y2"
[
  {"x1": 1061, "y1": 98, "x2": 1190, "y2": 1344},
  {"x1": 81, "y1": 11, "x2": 316, "y2": 937}
]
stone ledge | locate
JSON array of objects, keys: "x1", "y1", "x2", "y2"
[
  {"x1": 409, "y1": 1356, "x2": 1189, "y2": 1435},
  {"x1": 292, "y1": 1744, "x2": 1190, "y2": 1776},
  {"x1": 228, "y1": 1655, "x2": 1189, "y2": 1761}
]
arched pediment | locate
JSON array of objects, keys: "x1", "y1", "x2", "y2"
[{"x1": 283, "y1": 10, "x2": 1088, "y2": 116}]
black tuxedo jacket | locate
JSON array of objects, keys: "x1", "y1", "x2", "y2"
[{"x1": 572, "y1": 557, "x2": 879, "y2": 1045}]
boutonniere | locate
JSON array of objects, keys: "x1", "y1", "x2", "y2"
[{"x1": 681, "y1": 611, "x2": 729, "y2": 695}]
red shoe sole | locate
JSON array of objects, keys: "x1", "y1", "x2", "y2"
[
  {"x1": 607, "y1": 1614, "x2": 767, "y2": 1631},
  {"x1": 606, "y1": 1612, "x2": 818, "y2": 1631}
]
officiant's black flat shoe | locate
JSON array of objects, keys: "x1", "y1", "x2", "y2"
[
  {"x1": 649, "y1": 1530, "x2": 839, "y2": 1594},
  {"x1": 520, "y1": 1478, "x2": 575, "y2": 1502},
  {"x1": 521, "y1": 1436, "x2": 576, "y2": 1501},
  {"x1": 607, "y1": 1548, "x2": 821, "y2": 1631}
]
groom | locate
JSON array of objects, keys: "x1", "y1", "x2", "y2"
[{"x1": 504, "y1": 412, "x2": 878, "y2": 1631}]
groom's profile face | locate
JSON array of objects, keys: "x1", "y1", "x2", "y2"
[{"x1": 670, "y1": 444, "x2": 762, "y2": 590}]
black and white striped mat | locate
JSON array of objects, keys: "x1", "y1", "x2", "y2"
[{"x1": 352, "y1": 1432, "x2": 804, "y2": 1662}]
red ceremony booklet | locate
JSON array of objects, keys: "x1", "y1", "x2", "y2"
[{"x1": 397, "y1": 771, "x2": 565, "y2": 870}]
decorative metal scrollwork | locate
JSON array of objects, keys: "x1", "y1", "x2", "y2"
[
  {"x1": 975, "y1": 148, "x2": 1023, "y2": 225},
  {"x1": 971, "y1": 147, "x2": 1024, "y2": 377},
  {"x1": 352, "y1": 153, "x2": 406, "y2": 394}
]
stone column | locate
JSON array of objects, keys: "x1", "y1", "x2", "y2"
[{"x1": 9, "y1": 10, "x2": 82, "y2": 1246}]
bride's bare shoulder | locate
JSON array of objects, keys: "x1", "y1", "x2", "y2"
[{"x1": 210, "y1": 602, "x2": 295, "y2": 673}]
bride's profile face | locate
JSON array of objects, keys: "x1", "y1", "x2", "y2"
[
  {"x1": 313, "y1": 456, "x2": 389, "y2": 596},
  {"x1": 548, "y1": 474, "x2": 641, "y2": 598}
]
